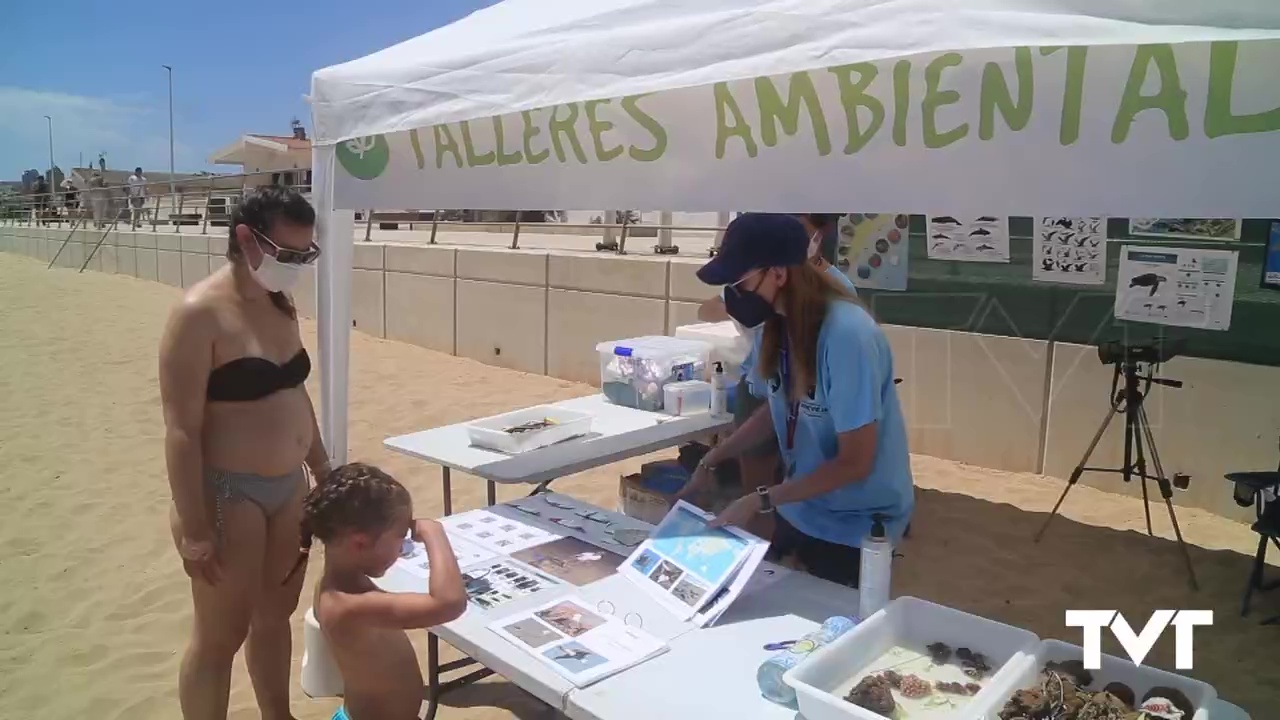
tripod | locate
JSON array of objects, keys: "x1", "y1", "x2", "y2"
[{"x1": 1035, "y1": 357, "x2": 1199, "y2": 590}]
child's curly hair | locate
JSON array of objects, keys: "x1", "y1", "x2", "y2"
[{"x1": 282, "y1": 462, "x2": 411, "y2": 584}]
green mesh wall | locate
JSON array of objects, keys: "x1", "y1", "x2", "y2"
[{"x1": 857, "y1": 219, "x2": 1280, "y2": 367}]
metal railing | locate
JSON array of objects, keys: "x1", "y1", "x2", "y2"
[{"x1": 2, "y1": 172, "x2": 733, "y2": 257}]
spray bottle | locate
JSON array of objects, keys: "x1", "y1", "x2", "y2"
[
  {"x1": 858, "y1": 513, "x2": 892, "y2": 620},
  {"x1": 709, "y1": 361, "x2": 729, "y2": 418}
]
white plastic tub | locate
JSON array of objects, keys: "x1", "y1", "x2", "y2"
[
  {"x1": 663, "y1": 380, "x2": 711, "y2": 416},
  {"x1": 785, "y1": 596, "x2": 1039, "y2": 720},
  {"x1": 465, "y1": 405, "x2": 593, "y2": 454},
  {"x1": 971, "y1": 639, "x2": 1217, "y2": 720},
  {"x1": 674, "y1": 321, "x2": 751, "y2": 367},
  {"x1": 597, "y1": 335, "x2": 712, "y2": 411}
]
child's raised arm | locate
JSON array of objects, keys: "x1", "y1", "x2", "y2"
[{"x1": 333, "y1": 519, "x2": 468, "y2": 629}]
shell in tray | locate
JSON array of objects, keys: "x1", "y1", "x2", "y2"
[
  {"x1": 784, "y1": 597, "x2": 1039, "y2": 720},
  {"x1": 465, "y1": 406, "x2": 593, "y2": 454},
  {"x1": 974, "y1": 639, "x2": 1217, "y2": 720}
]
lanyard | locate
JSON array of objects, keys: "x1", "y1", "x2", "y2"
[{"x1": 779, "y1": 336, "x2": 799, "y2": 451}]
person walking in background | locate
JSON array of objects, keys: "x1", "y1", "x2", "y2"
[
  {"x1": 127, "y1": 166, "x2": 147, "y2": 228},
  {"x1": 159, "y1": 186, "x2": 329, "y2": 720},
  {"x1": 31, "y1": 175, "x2": 51, "y2": 226},
  {"x1": 88, "y1": 171, "x2": 110, "y2": 229},
  {"x1": 60, "y1": 177, "x2": 79, "y2": 215}
]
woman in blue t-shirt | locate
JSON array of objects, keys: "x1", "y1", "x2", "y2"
[{"x1": 679, "y1": 213, "x2": 914, "y2": 587}]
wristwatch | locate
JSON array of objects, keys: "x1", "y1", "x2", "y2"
[{"x1": 756, "y1": 486, "x2": 775, "y2": 514}]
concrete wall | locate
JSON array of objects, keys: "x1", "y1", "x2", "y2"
[{"x1": 2, "y1": 223, "x2": 1275, "y2": 521}]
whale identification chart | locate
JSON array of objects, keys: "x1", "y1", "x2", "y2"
[
  {"x1": 926, "y1": 215, "x2": 1009, "y2": 263},
  {"x1": 1114, "y1": 246, "x2": 1238, "y2": 330}
]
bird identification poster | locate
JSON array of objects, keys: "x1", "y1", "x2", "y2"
[
  {"x1": 1114, "y1": 246, "x2": 1238, "y2": 330},
  {"x1": 1033, "y1": 217, "x2": 1107, "y2": 285},
  {"x1": 926, "y1": 215, "x2": 1009, "y2": 263},
  {"x1": 488, "y1": 596, "x2": 668, "y2": 687}
]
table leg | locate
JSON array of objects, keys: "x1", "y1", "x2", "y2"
[
  {"x1": 527, "y1": 479, "x2": 554, "y2": 497},
  {"x1": 441, "y1": 466, "x2": 452, "y2": 516},
  {"x1": 487, "y1": 479, "x2": 496, "y2": 507},
  {"x1": 420, "y1": 632, "x2": 496, "y2": 720}
]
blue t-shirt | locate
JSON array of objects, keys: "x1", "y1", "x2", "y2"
[
  {"x1": 740, "y1": 265, "x2": 856, "y2": 389},
  {"x1": 749, "y1": 299, "x2": 914, "y2": 548}
]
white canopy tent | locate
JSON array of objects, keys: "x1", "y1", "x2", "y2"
[{"x1": 309, "y1": 0, "x2": 1280, "y2": 462}]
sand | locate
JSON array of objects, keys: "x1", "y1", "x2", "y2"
[{"x1": 0, "y1": 251, "x2": 1276, "y2": 720}]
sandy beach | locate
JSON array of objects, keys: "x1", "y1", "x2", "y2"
[{"x1": 0, "y1": 251, "x2": 1276, "y2": 719}]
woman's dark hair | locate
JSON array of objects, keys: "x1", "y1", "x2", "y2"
[
  {"x1": 802, "y1": 213, "x2": 840, "y2": 229},
  {"x1": 282, "y1": 462, "x2": 411, "y2": 584},
  {"x1": 227, "y1": 184, "x2": 316, "y2": 319}
]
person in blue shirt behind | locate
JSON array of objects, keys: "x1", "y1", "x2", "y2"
[
  {"x1": 680, "y1": 213, "x2": 913, "y2": 587},
  {"x1": 695, "y1": 215, "x2": 857, "y2": 536}
]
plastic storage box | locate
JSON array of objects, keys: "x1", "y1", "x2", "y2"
[
  {"x1": 663, "y1": 380, "x2": 712, "y2": 416},
  {"x1": 971, "y1": 639, "x2": 1217, "y2": 720},
  {"x1": 674, "y1": 321, "x2": 751, "y2": 371},
  {"x1": 465, "y1": 405, "x2": 593, "y2": 454},
  {"x1": 597, "y1": 336, "x2": 712, "y2": 412},
  {"x1": 785, "y1": 596, "x2": 1039, "y2": 720}
]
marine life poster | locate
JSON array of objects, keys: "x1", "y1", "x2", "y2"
[
  {"x1": 1033, "y1": 217, "x2": 1106, "y2": 285},
  {"x1": 1114, "y1": 245, "x2": 1238, "y2": 331},
  {"x1": 926, "y1": 215, "x2": 1009, "y2": 263},
  {"x1": 1129, "y1": 218, "x2": 1242, "y2": 242},
  {"x1": 1263, "y1": 221, "x2": 1280, "y2": 291},
  {"x1": 835, "y1": 213, "x2": 909, "y2": 291}
]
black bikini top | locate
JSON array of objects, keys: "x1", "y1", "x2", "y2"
[{"x1": 207, "y1": 349, "x2": 311, "y2": 402}]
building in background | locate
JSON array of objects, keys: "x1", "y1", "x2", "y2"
[{"x1": 209, "y1": 120, "x2": 312, "y2": 190}]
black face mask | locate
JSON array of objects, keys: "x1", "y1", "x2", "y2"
[{"x1": 724, "y1": 276, "x2": 774, "y2": 329}]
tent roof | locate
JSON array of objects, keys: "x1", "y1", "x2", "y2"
[{"x1": 310, "y1": 0, "x2": 1280, "y2": 145}]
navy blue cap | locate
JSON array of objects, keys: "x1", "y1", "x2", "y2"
[{"x1": 697, "y1": 213, "x2": 809, "y2": 286}]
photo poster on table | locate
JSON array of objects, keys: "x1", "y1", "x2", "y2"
[
  {"x1": 440, "y1": 508, "x2": 563, "y2": 554},
  {"x1": 461, "y1": 559, "x2": 562, "y2": 611},
  {"x1": 511, "y1": 536, "x2": 625, "y2": 587},
  {"x1": 1263, "y1": 221, "x2": 1280, "y2": 291},
  {"x1": 1114, "y1": 245, "x2": 1239, "y2": 331},
  {"x1": 1129, "y1": 218, "x2": 1242, "y2": 242},
  {"x1": 489, "y1": 596, "x2": 669, "y2": 687},
  {"x1": 926, "y1": 215, "x2": 1010, "y2": 263},
  {"x1": 1033, "y1": 217, "x2": 1107, "y2": 285},
  {"x1": 396, "y1": 533, "x2": 496, "y2": 581},
  {"x1": 834, "y1": 213, "x2": 910, "y2": 291},
  {"x1": 619, "y1": 500, "x2": 767, "y2": 621}
]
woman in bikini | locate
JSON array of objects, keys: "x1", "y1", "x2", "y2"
[{"x1": 160, "y1": 185, "x2": 330, "y2": 720}]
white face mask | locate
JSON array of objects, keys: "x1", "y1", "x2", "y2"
[{"x1": 249, "y1": 253, "x2": 305, "y2": 293}]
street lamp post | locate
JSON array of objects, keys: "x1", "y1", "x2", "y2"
[
  {"x1": 43, "y1": 115, "x2": 55, "y2": 179},
  {"x1": 162, "y1": 64, "x2": 176, "y2": 197}
]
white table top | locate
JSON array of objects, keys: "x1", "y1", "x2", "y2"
[{"x1": 383, "y1": 395, "x2": 733, "y2": 485}]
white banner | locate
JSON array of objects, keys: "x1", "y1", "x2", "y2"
[{"x1": 332, "y1": 40, "x2": 1280, "y2": 218}]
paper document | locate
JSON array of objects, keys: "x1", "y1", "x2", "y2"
[
  {"x1": 1114, "y1": 245, "x2": 1238, "y2": 330},
  {"x1": 441, "y1": 509, "x2": 562, "y2": 553},
  {"x1": 489, "y1": 596, "x2": 668, "y2": 687}
]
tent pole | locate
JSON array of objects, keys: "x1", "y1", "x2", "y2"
[{"x1": 314, "y1": 144, "x2": 355, "y2": 466}]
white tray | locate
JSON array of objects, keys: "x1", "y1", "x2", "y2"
[
  {"x1": 785, "y1": 596, "x2": 1039, "y2": 720},
  {"x1": 971, "y1": 638, "x2": 1218, "y2": 720},
  {"x1": 465, "y1": 406, "x2": 593, "y2": 454}
]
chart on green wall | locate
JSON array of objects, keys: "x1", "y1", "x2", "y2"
[
  {"x1": 1114, "y1": 246, "x2": 1238, "y2": 331},
  {"x1": 1033, "y1": 217, "x2": 1106, "y2": 285},
  {"x1": 927, "y1": 215, "x2": 1010, "y2": 263},
  {"x1": 836, "y1": 213, "x2": 909, "y2": 291}
]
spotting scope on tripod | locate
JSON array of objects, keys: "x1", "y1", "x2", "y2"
[{"x1": 1035, "y1": 338, "x2": 1198, "y2": 590}]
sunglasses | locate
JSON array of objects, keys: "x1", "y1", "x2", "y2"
[{"x1": 251, "y1": 228, "x2": 321, "y2": 265}]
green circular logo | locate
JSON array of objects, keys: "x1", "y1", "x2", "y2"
[{"x1": 336, "y1": 135, "x2": 390, "y2": 180}]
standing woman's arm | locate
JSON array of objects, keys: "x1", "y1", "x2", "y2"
[
  {"x1": 159, "y1": 302, "x2": 217, "y2": 579},
  {"x1": 303, "y1": 392, "x2": 331, "y2": 483}
]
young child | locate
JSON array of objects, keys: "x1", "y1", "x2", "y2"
[{"x1": 308, "y1": 463, "x2": 468, "y2": 720}]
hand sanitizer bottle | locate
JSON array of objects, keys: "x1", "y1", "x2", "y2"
[
  {"x1": 709, "y1": 361, "x2": 729, "y2": 418},
  {"x1": 858, "y1": 513, "x2": 893, "y2": 620}
]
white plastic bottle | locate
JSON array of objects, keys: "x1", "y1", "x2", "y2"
[
  {"x1": 858, "y1": 513, "x2": 893, "y2": 620},
  {"x1": 709, "y1": 361, "x2": 729, "y2": 418}
]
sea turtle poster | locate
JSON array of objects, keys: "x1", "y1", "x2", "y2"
[
  {"x1": 1114, "y1": 245, "x2": 1238, "y2": 331},
  {"x1": 926, "y1": 215, "x2": 1010, "y2": 263},
  {"x1": 835, "y1": 213, "x2": 909, "y2": 291},
  {"x1": 1033, "y1": 217, "x2": 1107, "y2": 285}
]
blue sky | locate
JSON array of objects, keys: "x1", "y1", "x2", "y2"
[{"x1": 0, "y1": 0, "x2": 497, "y2": 179}]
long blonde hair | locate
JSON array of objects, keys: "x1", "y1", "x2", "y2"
[{"x1": 756, "y1": 263, "x2": 862, "y2": 398}]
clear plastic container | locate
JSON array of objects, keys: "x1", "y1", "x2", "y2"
[
  {"x1": 663, "y1": 380, "x2": 712, "y2": 416},
  {"x1": 597, "y1": 336, "x2": 712, "y2": 411},
  {"x1": 674, "y1": 321, "x2": 751, "y2": 368}
]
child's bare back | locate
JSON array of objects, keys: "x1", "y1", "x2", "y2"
[{"x1": 304, "y1": 464, "x2": 468, "y2": 720}]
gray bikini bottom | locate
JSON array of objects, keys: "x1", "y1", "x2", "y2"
[{"x1": 206, "y1": 466, "x2": 306, "y2": 531}]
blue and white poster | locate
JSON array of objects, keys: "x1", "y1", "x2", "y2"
[
  {"x1": 1115, "y1": 245, "x2": 1238, "y2": 331},
  {"x1": 1264, "y1": 222, "x2": 1280, "y2": 290}
]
